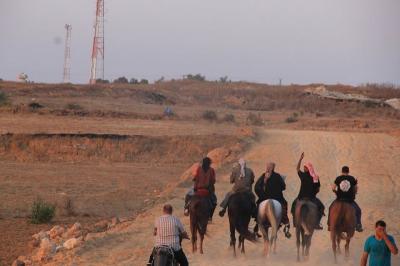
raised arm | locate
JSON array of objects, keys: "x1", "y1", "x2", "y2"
[{"x1": 297, "y1": 152, "x2": 304, "y2": 173}]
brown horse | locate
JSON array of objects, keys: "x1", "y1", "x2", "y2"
[
  {"x1": 228, "y1": 192, "x2": 256, "y2": 256},
  {"x1": 189, "y1": 195, "x2": 210, "y2": 254},
  {"x1": 294, "y1": 200, "x2": 319, "y2": 262},
  {"x1": 328, "y1": 200, "x2": 356, "y2": 263}
]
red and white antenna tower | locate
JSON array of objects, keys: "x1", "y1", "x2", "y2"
[
  {"x1": 89, "y1": 0, "x2": 105, "y2": 84},
  {"x1": 63, "y1": 24, "x2": 72, "y2": 83}
]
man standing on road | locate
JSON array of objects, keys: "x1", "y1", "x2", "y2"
[
  {"x1": 360, "y1": 220, "x2": 398, "y2": 266},
  {"x1": 148, "y1": 204, "x2": 189, "y2": 266}
]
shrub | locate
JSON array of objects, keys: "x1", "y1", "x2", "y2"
[
  {"x1": 28, "y1": 102, "x2": 44, "y2": 110},
  {"x1": 285, "y1": 116, "x2": 298, "y2": 123},
  {"x1": 30, "y1": 199, "x2": 55, "y2": 224},
  {"x1": 246, "y1": 112, "x2": 264, "y2": 126},
  {"x1": 218, "y1": 76, "x2": 229, "y2": 83},
  {"x1": 222, "y1": 113, "x2": 235, "y2": 123},
  {"x1": 0, "y1": 91, "x2": 9, "y2": 106},
  {"x1": 65, "y1": 103, "x2": 83, "y2": 110},
  {"x1": 95, "y1": 78, "x2": 110, "y2": 84},
  {"x1": 202, "y1": 110, "x2": 218, "y2": 121},
  {"x1": 129, "y1": 78, "x2": 138, "y2": 84},
  {"x1": 185, "y1": 74, "x2": 206, "y2": 82},
  {"x1": 113, "y1": 76, "x2": 129, "y2": 84},
  {"x1": 140, "y1": 79, "x2": 149, "y2": 85}
]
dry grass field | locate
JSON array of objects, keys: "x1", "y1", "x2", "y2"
[{"x1": 0, "y1": 80, "x2": 399, "y2": 265}]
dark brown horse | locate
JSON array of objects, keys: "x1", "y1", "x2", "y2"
[
  {"x1": 228, "y1": 192, "x2": 256, "y2": 256},
  {"x1": 328, "y1": 200, "x2": 356, "y2": 263},
  {"x1": 189, "y1": 195, "x2": 210, "y2": 254},
  {"x1": 294, "y1": 200, "x2": 319, "y2": 262}
]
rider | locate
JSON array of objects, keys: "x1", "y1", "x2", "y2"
[
  {"x1": 329, "y1": 166, "x2": 363, "y2": 232},
  {"x1": 148, "y1": 204, "x2": 189, "y2": 266},
  {"x1": 254, "y1": 162, "x2": 291, "y2": 238},
  {"x1": 184, "y1": 157, "x2": 217, "y2": 221},
  {"x1": 291, "y1": 152, "x2": 325, "y2": 229},
  {"x1": 218, "y1": 158, "x2": 256, "y2": 217}
]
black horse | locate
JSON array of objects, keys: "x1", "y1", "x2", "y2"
[{"x1": 227, "y1": 192, "x2": 256, "y2": 256}]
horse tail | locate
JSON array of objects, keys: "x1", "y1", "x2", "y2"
[
  {"x1": 300, "y1": 203, "x2": 311, "y2": 236},
  {"x1": 266, "y1": 200, "x2": 279, "y2": 241}
]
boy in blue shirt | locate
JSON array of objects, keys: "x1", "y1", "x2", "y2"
[{"x1": 361, "y1": 220, "x2": 398, "y2": 266}]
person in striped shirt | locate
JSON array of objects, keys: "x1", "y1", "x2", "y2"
[{"x1": 148, "y1": 204, "x2": 189, "y2": 266}]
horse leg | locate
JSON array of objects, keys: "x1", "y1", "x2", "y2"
[
  {"x1": 296, "y1": 228, "x2": 301, "y2": 262},
  {"x1": 345, "y1": 238, "x2": 350, "y2": 259},
  {"x1": 304, "y1": 234, "x2": 311, "y2": 260},
  {"x1": 200, "y1": 233, "x2": 204, "y2": 254},
  {"x1": 260, "y1": 225, "x2": 269, "y2": 256},
  {"x1": 331, "y1": 231, "x2": 337, "y2": 264},
  {"x1": 273, "y1": 234, "x2": 277, "y2": 254},
  {"x1": 239, "y1": 235, "x2": 245, "y2": 254},
  {"x1": 301, "y1": 230, "x2": 305, "y2": 257},
  {"x1": 229, "y1": 220, "x2": 236, "y2": 257},
  {"x1": 337, "y1": 236, "x2": 341, "y2": 254}
]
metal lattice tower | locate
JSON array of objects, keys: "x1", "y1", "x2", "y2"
[
  {"x1": 89, "y1": 0, "x2": 105, "y2": 84},
  {"x1": 63, "y1": 24, "x2": 72, "y2": 83}
]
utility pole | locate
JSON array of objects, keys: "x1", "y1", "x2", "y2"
[
  {"x1": 63, "y1": 24, "x2": 72, "y2": 83},
  {"x1": 89, "y1": 0, "x2": 104, "y2": 84}
]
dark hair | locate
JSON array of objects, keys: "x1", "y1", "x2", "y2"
[
  {"x1": 375, "y1": 220, "x2": 386, "y2": 228},
  {"x1": 202, "y1": 157, "x2": 212, "y2": 172},
  {"x1": 342, "y1": 166, "x2": 350, "y2": 174},
  {"x1": 163, "y1": 204, "x2": 173, "y2": 214}
]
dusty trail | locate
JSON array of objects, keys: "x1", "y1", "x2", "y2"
[{"x1": 48, "y1": 129, "x2": 400, "y2": 266}]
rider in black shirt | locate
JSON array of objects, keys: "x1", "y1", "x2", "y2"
[
  {"x1": 291, "y1": 152, "x2": 325, "y2": 229},
  {"x1": 329, "y1": 166, "x2": 363, "y2": 232}
]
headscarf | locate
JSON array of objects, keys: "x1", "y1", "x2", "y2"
[
  {"x1": 265, "y1": 162, "x2": 275, "y2": 179},
  {"x1": 202, "y1": 157, "x2": 212, "y2": 172},
  {"x1": 304, "y1": 162, "x2": 319, "y2": 183},
  {"x1": 238, "y1": 158, "x2": 246, "y2": 178}
]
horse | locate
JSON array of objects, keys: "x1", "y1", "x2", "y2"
[
  {"x1": 257, "y1": 199, "x2": 282, "y2": 256},
  {"x1": 293, "y1": 199, "x2": 319, "y2": 262},
  {"x1": 328, "y1": 200, "x2": 356, "y2": 263},
  {"x1": 227, "y1": 192, "x2": 256, "y2": 256},
  {"x1": 151, "y1": 245, "x2": 178, "y2": 266},
  {"x1": 189, "y1": 195, "x2": 210, "y2": 254}
]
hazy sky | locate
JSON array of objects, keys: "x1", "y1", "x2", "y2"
[{"x1": 1, "y1": 0, "x2": 399, "y2": 85}]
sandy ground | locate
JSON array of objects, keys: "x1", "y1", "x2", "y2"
[{"x1": 43, "y1": 129, "x2": 400, "y2": 266}]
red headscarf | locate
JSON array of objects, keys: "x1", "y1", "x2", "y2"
[{"x1": 304, "y1": 162, "x2": 319, "y2": 183}]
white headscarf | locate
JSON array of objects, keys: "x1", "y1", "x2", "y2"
[{"x1": 238, "y1": 158, "x2": 246, "y2": 178}]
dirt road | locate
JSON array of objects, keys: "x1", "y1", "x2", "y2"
[{"x1": 47, "y1": 129, "x2": 400, "y2": 266}]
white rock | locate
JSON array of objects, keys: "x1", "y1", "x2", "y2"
[{"x1": 63, "y1": 237, "x2": 81, "y2": 250}]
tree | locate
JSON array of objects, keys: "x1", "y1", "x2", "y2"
[
  {"x1": 129, "y1": 78, "x2": 139, "y2": 84},
  {"x1": 140, "y1": 79, "x2": 149, "y2": 84},
  {"x1": 113, "y1": 76, "x2": 129, "y2": 84}
]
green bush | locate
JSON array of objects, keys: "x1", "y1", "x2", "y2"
[
  {"x1": 0, "y1": 91, "x2": 9, "y2": 106},
  {"x1": 202, "y1": 110, "x2": 218, "y2": 121},
  {"x1": 285, "y1": 116, "x2": 298, "y2": 123},
  {"x1": 30, "y1": 199, "x2": 55, "y2": 224},
  {"x1": 65, "y1": 103, "x2": 83, "y2": 110},
  {"x1": 28, "y1": 102, "x2": 44, "y2": 110},
  {"x1": 246, "y1": 112, "x2": 264, "y2": 126},
  {"x1": 222, "y1": 113, "x2": 235, "y2": 123}
]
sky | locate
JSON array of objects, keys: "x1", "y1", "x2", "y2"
[{"x1": 0, "y1": 0, "x2": 399, "y2": 85}]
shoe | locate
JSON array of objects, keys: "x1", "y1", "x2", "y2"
[
  {"x1": 184, "y1": 208, "x2": 189, "y2": 216},
  {"x1": 356, "y1": 224, "x2": 363, "y2": 232},
  {"x1": 218, "y1": 209, "x2": 226, "y2": 217},
  {"x1": 315, "y1": 223, "x2": 323, "y2": 230}
]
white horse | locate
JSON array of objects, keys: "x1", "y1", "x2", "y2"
[{"x1": 257, "y1": 199, "x2": 282, "y2": 256}]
